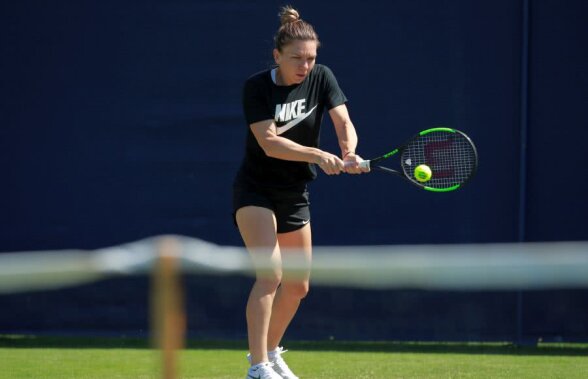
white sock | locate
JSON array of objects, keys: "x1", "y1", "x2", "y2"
[{"x1": 268, "y1": 347, "x2": 280, "y2": 360}]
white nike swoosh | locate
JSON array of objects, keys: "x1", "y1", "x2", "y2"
[{"x1": 276, "y1": 105, "x2": 318, "y2": 135}]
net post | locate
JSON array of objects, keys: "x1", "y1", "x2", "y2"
[
  {"x1": 516, "y1": 0, "x2": 531, "y2": 347},
  {"x1": 151, "y1": 236, "x2": 186, "y2": 379}
]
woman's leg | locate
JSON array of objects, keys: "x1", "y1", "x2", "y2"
[
  {"x1": 236, "y1": 206, "x2": 282, "y2": 366},
  {"x1": 267, "y1": 223, "x2": 312, "y2": 350}
]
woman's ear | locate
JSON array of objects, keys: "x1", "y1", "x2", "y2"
[{"x1": 273, "y1": 48, "x2": 281, "y2": 65}]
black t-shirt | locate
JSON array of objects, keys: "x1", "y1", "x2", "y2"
[{"x1": 235, "y1": 64, "x2": 347, "y2": 189}]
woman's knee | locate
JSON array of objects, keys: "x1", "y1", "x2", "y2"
[
  {"x1": 255, "y1": 272, "x2": 283, "y2": 293},
  {"x1": 282, "y1": 280, "x2": 310, "y2": 299}
]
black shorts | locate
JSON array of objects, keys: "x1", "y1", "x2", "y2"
[{"x1": 233, "y1": 181, "x2": 311, "y2": 234}]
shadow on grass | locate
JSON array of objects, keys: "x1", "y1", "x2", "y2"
[{"x1": 1, "y1": 335, "x2": 587, "y2": 357}]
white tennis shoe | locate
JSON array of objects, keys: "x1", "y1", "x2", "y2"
[
  {"x1": 245, "y1": 362, "x2": 283, "y2": 379},
  {"x1": 268, "y1": 347, "x2": 299, "y2": 379}
]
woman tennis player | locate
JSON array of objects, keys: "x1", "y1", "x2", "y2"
[{"x1": 233, "y1": 6, "x2": 367, "y2": 379}]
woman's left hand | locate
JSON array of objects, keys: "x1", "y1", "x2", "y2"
[{"x1": 343, "y1": 153, "x2": 369, "y2": 174}]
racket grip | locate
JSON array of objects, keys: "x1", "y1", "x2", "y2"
[
  {"x1": 359, "y1": 160, "x2": 370, "y2": 170},
  {"x1": 344, "y1": 160, "x2": 371, "y2": 170}
]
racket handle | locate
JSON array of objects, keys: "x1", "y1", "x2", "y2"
[
  {"x1": 344, "y1": 160, "x2": 371, "y2": 170},
  {"x1": 359, "y1": 160, "x2": 370, "y2": 170}
]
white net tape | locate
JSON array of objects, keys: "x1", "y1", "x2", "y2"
[{"x1": 1, "y1": 236, "x2": 587, "y2": 293}]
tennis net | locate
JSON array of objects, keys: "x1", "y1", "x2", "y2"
[{"x1": 1, "y1": 236, "x2": 587, "y2": 293}]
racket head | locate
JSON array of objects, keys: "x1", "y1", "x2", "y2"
[{"x1": 399, "y1": 128, "x2": 478, "y2": 192}]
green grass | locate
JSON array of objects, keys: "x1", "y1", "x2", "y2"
[{"x1": 1, "y1": 336, "x2": 587, "y2": 379}]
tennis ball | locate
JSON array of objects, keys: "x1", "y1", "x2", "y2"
[{"x1": 414, "y1": 164, "x2": 432, "y2": 182}]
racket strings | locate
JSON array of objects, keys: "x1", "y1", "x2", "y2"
[{"x1": 401, "y1": 131, "x2": 477, "y2": 189}]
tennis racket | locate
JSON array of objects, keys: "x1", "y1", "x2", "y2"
[{"x1": 354, "y1": 127, "x2": 478, "y2": 192}]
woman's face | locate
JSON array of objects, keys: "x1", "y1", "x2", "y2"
[{"x1": 273, "y1": 39, "x2": 318, "y2": 86}]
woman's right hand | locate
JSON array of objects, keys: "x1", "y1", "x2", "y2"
[{"x1": 316, "y1": 151, "x2": 345, "y2": 175}]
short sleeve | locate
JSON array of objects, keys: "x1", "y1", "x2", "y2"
[
  {"x1": 321, "y1": 65, "x2": 348, "y2": 110},
  {"x1": 242, "y1": 77, "x2": 273, "y2": 125}
]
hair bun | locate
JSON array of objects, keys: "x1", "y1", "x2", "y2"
[
  {"x1": 279, "y1": 6, "x2": 300, "y2": 25},
  {"x1": 273, "y1": 6, "x2": 319, "y2": 51}
]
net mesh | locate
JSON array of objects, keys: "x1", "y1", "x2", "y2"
[{"x1": 401, "y1": 130, "x2": 477, "y2": 189}]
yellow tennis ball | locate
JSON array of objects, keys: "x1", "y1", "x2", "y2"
[{"x1": 414, "y1": 164, "x2": 432, "y2": 182}]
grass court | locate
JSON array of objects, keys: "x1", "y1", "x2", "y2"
[{"x1": 1, "y1": 336, "x2": 587, "y2": 378}]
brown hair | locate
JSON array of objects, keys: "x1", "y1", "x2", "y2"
[{"x1": 274, "y1": 6, "x2": 320, "y2": 51}]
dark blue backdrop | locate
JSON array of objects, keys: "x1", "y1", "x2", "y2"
[{"x1": 1, "y1": 0, "x2": 587, "y2": 342}]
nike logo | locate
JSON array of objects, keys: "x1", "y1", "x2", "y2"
[{"x1": 276, "y1": 104, "x2": 317, "y2": 135}]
